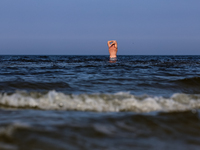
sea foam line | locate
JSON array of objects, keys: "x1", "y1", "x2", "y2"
[{"x1": 0, "y1": 91, "x2": 200, "y2": 112}]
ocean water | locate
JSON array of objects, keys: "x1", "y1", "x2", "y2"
[{"x1": 0, "y1": 55, "x2": 200, "y2": 150}]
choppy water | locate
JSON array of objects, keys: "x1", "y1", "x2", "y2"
[{"x1": 0, "y1": 55, "x2": 200, "y2": 150}]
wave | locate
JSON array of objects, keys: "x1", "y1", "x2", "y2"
[
  {"x1": 176, "y1": 77, "x2": 200, "y2": 85},
  {"x1": 0, "y1": 91, "x2": 200, "y2": 112},
  {"x1": 172, "y1": 77, "x2": 200, "y2": 93}
]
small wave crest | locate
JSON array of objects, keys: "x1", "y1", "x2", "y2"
[{"x1": 0, "y1": 91, "x2": 200, "y2": 112}]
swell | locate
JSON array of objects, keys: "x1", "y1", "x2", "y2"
[
  {"x1": 0, "y1": 109, "x2": 199, "y2": 150},
  {"x1": 176, "y1": 77, "x2": 200, "y2": 85},
  {"x1": 172, "y1": 77, "x2": 200, "y2": 94}
]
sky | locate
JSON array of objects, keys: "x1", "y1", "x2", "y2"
[{"x1": 0, "y1": 0, "x2": 200, "y2": 55}]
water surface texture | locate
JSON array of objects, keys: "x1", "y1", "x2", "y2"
[{"x1": 0, "y1": 55, "x2": 200, "y2": 150}]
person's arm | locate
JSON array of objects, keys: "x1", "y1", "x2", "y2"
[
  {"x1": 113, "y1": 40, "x2": 118, "y2": 48},
  {"x1": 107, "y1": 40, "x2": 116, "y2": 47},
  {"x1": 107, "y1": 40, "x2": 112, "y2": 47}
]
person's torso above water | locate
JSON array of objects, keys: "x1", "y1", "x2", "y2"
[{"x1": 109, "y1": 44, "x2": 118, "y2": 58}]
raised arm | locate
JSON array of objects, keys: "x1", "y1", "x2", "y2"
[
  {"x1": 107, "y1": 40, "x2": 113, "y2": 47},
  {"x1": 112, "y1": 40, "x2": 118, "y2": 49},
  {"x1": 107, "y1": 40, "x2": 117, "y2": 48}
]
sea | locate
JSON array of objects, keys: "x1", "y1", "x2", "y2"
[{"x1": 0, "y1": 55, "x2": 200, "y2": 150}]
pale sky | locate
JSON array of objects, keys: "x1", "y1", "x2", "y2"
[{"x1": 0, "y1": 0, "x2": 200, "y2": 55}]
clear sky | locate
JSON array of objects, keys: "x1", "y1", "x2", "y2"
[{"x1": 0, "y1": 0, "x2": 200, "y2": 55}]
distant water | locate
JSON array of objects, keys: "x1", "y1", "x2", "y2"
[{"x1": 0, "y1": 55, "x2": 200, "y2": 150}]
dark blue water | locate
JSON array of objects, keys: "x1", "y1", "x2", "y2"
[
  {"x1": 0, "y1": 55, "x2": 200, "y2": 150},
  {"x1": 1, "y1": 55, "x2": 200, "y2": 95}
]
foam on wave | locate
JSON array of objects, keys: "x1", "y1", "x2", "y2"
[{"x1": 0, "y1": 91, "x2": 200, "y2": 112}]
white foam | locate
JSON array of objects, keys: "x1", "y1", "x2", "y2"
[{"x1": 0, "y1": 91, "x2": 200, "y2": 112}]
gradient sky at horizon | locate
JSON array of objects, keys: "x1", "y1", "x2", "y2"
[{"x1": 0, "y1": 0, "x2": 200, "y2": 55}]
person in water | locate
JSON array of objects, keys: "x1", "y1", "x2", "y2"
[{"x1": 107, "y1": 40, "x2": 118, "y2": 61}]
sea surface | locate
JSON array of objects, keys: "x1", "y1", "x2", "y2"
[{"x1": 0, "y1": 55, "x2": 200, "y2": 150}]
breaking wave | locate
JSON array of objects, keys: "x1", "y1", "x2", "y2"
[{"x1": 0, "y1": 91, "x2": 200, "y2": 112}]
